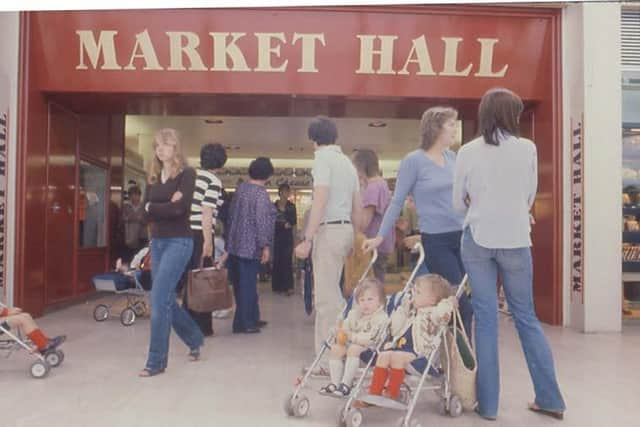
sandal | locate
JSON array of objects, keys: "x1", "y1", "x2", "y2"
[
  {"x1": 138, "y1": 368, "x2": 165, "y2": 378},
  {"x1": 528, "y1": 402, "x2": 564, "y2": 420},
  {"x1": 320, "y1": 383, "x2": 338, "y2": 395}
]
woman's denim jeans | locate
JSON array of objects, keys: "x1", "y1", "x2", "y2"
[
  {"x1": 461, "y1": 228, "x2": 565, "y2": 417},
  {"x1": 416, "y1": 230, "x2": 474, "y2": 338},
  {"x1": 146, "y1": 237, "x2": 204, "y2": 372}
]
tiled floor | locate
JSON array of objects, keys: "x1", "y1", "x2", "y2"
[{"x1": 1, "y1": 286, "x2": 639, "y2": 427}]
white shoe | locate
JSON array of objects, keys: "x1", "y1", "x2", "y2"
[{"x1": 212, "y1": 309, "x2": 232, "y2": 319}]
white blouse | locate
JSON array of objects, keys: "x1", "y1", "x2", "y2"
[{"x1": 452, "y1": 133, "x2": 538, "y2": 249}]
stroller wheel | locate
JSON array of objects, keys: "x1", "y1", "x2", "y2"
[
  {"x1": 133, "y1": 301, "x2": 148, "y2": 317},
  {"x1": 345, "y1": 408, "x2": 363, "y2": 427},
  {"x1": 449, "y1": 395, "x2": 463, "y2": 417},
  {"x1": 93, "y1": 304, "x2": 109, "y2": 322},
  {"x1": 398, "y1": 384, "x2": 412, "y2": 405},
  {"x1": 30, "y1": 360, "x2": 50, "y2": 379},
  {"x1": 45, "y1": 349, "x2": 65, "y2": 367},
  {"x1": 293, "y1": 394, "x2": 310, "y2": 418},
  {"x1": 120, "y1": 308, "x2": 136, "y2": 326},
  {"x1": 283, "y1": 392, "x2": 295, "y2": 416}
]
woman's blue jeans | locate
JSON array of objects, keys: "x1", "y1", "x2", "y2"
[
  {"x1": 146, "y1": 237, "x2": 204, "y2": 372},
  {"x1": 460, "y1": 228, "x2": 565, "y2": 418},
  {"x1": 416, "y1": 230, "x2": 474, "y2": 338}
]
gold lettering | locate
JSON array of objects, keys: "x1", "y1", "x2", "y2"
[
  {"x1": 254, "y1": 32, "x2": 288, "y2": 72},
  {"x1": 166, "y1": 31, "x2": 207, "y2": 71},
  {"x1": 474, "y1": 38, "x2": 508, "y2": 78},
  {"x1": 292, "y1": 33, "x2": 325, "y2": 73},
  {"x1": 209, "y1": 32, "x2": 251, "y2": 71},
  {"x1": 124, "y1": 30, "x2": 164, "y2": 70},
  {"x1": 398, "y1": 35, "x2": 436, "y2": 76},
  {"x1": 76, "y1": 30, "x2": 121, "y2": 70},
  {"x1": 355, "y1": 35, "x2": 397, "y2": 75},
  {"x1": 440, "y1": 37, "x2": 472, "y2": 77}
]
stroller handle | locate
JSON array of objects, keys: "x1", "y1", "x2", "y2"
[
  {"x1": 356, "y1": 248, "x2": 378, "y2": 284},
  {"x1": 406, "y1": 242, "x2": 426, "y2": 286},
  {"x1": 455, "y1": 274, "x2": 469, "y2": 299}
]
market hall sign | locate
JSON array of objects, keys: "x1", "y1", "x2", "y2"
[{"x1": 75, "y1": 30, "x2": 509, "y2": 78}]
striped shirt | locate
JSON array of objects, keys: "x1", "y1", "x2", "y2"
[{"x1": 190, "y1": 168, "x2": 223, "y2": 230}]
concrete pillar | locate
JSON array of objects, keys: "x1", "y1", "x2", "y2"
[
  {"x1": 563, "y1": 3, "x2": 622, "y2": 332},
  {"x1": 0, "y1": 12, "x2": 20, "y2": 306}
]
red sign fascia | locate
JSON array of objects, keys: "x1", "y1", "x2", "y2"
[{"x1": 29, "y1": 7, "x2": 556, "y2": 99}]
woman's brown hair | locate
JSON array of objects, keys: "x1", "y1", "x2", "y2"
[
  {"x1": 354, "y1": 277, "x2": 386, "y2": 306},
  {"x1": 352, "y1": 148, "x2": 381, "y2": 178},
  {"x1": 414, "y1": 274, "x2": 452, "y2": 304},
  {"x1": 419, "y1": 107, "x2": 458, "y2": 151},
  {"x1": 147, "y1": 128, "x2": 188, "y2": 184},
  {"x1": 478, "y1": 87, "x2": 524, "y2": 146}
]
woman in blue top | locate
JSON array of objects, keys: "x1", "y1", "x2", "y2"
[{"x1": 363, "y1": 107, "x2": 472, "y2": 336}]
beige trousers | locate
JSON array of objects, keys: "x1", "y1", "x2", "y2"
[{"x1": 312, "y1": 224, "x2": 354, "y2": 355}]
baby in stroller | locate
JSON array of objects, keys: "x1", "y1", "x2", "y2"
[
  {"x1": 366, "y1": 274, "x2": 455, "y2": 403},
  {"x1": 0, "y1": 304, "x2": 66, "y2": 354},
  {"x1": 320, "y1": 278, "x2": 388, "y2": 398}
]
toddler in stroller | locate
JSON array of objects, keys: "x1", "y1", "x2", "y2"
[
  {"x1": 364, "y1": 274, "x2": 455, "y2": 404},
  {"x1": 320, "y1": 277, "x2": 388, "y2": 398},
  {"x1": 0, "y1": 302, "x2": 66, "y2": 378}
]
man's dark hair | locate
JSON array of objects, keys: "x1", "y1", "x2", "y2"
[
  {"x1": 200, "y1": 143, "x2": 228, "y2": 170},
  {"x1": 308, "y1": 116, "x2": 338, "y2": 145},
  {"x1": 249, "y1": 157, "x2": 274, "y2": 180},
  {"x1": 128, "y1": 186, "x2": 141, "y2": 197}
]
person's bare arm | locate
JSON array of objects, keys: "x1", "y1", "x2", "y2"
[
  {"x1": 359, "y1": 205, "x2": 375, "y2": 233},
  {"x1": 294, "y1": 186, "x2": 328, "y2": 259},
  {"x1": 201, "y1": 205, "x2": 214, "y2": 258},
  {"x1": 304, "y1": 186, "x2": 329, "y2": 241}
]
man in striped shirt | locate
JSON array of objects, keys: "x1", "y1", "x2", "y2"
[{"x1": 185, "y1": 143, "x2": 228, "y2": 336}]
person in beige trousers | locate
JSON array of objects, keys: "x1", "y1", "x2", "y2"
[{"x1": 295, "y1": 116, "x2": 362, "y2": 373}]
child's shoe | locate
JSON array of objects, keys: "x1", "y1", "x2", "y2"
[
  {"x1": 319, "y1": 383, "x2": 337, "y2": 395},
  {"x1": 334, "y1": 383, "x2": 351, "y2": 397},
  {"x1": 40, "y1": 335, "x2": 66, "y2": 353}
]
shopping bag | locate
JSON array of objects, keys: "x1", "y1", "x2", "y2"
[
  {"x1": 186, "y1": 257, "x2": 232, "y2": 313},
  {"x1": 444, "y1": 308, "x2": 477, "y2": 411}
]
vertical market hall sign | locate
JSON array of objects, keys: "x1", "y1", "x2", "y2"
[
  {"x1": 571, "y1": 116, "x2": 584, "y2": 303},
  {"x1": 75, "y1": 30, "x2": 509, "y2": 78}
]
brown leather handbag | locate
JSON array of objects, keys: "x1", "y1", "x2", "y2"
[{"x1": 186, "y1": 258, "x2": 232, "y2": 313}]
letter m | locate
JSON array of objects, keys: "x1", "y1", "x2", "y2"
[{"x1": 76, "y1": 30, "x2": 121, "y2": 70}]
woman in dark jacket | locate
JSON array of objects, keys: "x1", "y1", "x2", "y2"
[
  {"x1": 226, "y1": 157, "x2": 277, "y2": 333},
  {"x1": 139, "y1": 128, "x2": 203, "y2": 377},
  {"x1": 272, "y1": 183, "x2": 297, "y2": 295}
]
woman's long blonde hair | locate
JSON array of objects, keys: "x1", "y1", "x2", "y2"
[{"x1": 147, "y1": 128, "x2": 188, "y2": 184}]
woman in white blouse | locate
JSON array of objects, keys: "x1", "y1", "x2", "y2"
[{"x1": 453, "y1": 88, "x2": 565, "y2": 421}]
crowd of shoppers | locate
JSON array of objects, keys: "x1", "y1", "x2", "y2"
[{"x1": 132, "y1": 88, "x2": 565, "y2": 420}]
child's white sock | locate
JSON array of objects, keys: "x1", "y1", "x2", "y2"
[
  {"x1": 329, "y1": 359, "x2": 344, "y2": 385},
  {"x1": 341, "y1": 356, "x2": 360, "y2": 387}
]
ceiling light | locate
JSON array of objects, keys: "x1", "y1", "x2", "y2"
[
  {"x1": 368, "y1": 120, "x2": 387, "y2": 128},
  {"x1": 204, "y1": 119, "x2": 224, "y2": 124}
]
